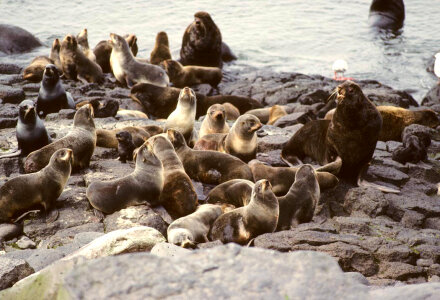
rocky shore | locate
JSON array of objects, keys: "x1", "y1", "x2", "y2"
[{"x1": 0, "y1": 61, "x2": 439, "y2": 297}]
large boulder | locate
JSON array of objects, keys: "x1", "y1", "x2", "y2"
[{"x1": 0, "y1": 24, "x2": 42, "y2": 54}]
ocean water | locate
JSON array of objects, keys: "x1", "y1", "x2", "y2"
[{"x1": 1, "y1": 0, "x2": 439, "y2": 102}]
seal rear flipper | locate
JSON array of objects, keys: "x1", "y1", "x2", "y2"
[
  {"x1": 357, "y1": 178, "x2": 400, "y2": 194},
  {"x1": 280, "y1": 152, "x2": 303, "y2": 167}
]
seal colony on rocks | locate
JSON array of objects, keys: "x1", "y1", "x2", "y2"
[
  {"x1": 162, "y1": 59, "x2": 222, "y2": 88},
  {"x1": 94, "y1": 34, "x2": 138, "y2": 73},
  {"x1": 150, "y1": 31, "x2": 172, "y2": 65}
]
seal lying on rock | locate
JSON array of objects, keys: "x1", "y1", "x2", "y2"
[
  {"x1": 24, "y1": 104, "x2": 96, "y2": 173},
  {"x1": 167, "y1": 129, "x2": 253, "y2": 184},
  {"x1": 162, "y1": 59, "x2": 222, "y2": 88},
  {"x1": 209, "y1": 179, "x2": 278, "y2": 245},
  {"x1": 167, "y1": 204, "x2": 223, "y2": 248},
  {"x1": 22, "y1": 56, "x2": 53, "y2": 82},
  {"x1": 37, "y1": 64, "x2": 75, "y2": 118},
  {"x1": 149, "y1": 134, "x2": 198, "y2": 219},
  {"x1": 86, "y1": 142, "x2": 163, "y2": 214},
  {"x1": 150, "y1": 31, "x2": 171, "y2": 65},
  {"x1": 0, "y1": 148, "x2": 72, "y2": 223},
  {"x1": 206, "y1": 179, "x2": 254, "y2": 207}
]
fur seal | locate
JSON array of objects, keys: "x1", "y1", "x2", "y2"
[
  {"x1": 164, "y1": 87, "x2": 197, "y2": 146},
  {"x1": 281, "y1": 81, "x2": 395, "y2": 192},
  {"x1": 87, "y1": 99, "x2": 119, "y2": 118},
  {"x1": 325, "y1": 106, "x2": 440, "y2": 142},
  {"x1": 0, "y1": 148, "x2": 72, "y2": 223},
  {"x1": 199, "y1": 104, "x2": 230, "y2": 138},
  {"x1": 109, "y1": 33, "x2": 169, "y2": 88},
  {"x1": 96, "y1": 126, "x2": 156, "y2": 148},
  {"x1": 267, "y1": 105, "x2": 288, "y2": 125},
  {"x1": 149, "y1": 134, "x2": 197, "y2": 219},
  {"x1": 223, "y1": 102, "x2": 240, "y2": 120},
  {"x1": 248, "y1": 159, "x2": 339, "y2": 196},
  {"x1": 369, "y1": 0, "x2": 405, "y2": 31},
  {"x1": 115, "y1": 109, "x2": 149, "y2": 120},
  {"x1": 167, "y1": 129, "x2": 253, "y2": 184},
  {"x1": 77, "y1": 28, "x2": 97, "y2": 62},
  {"x1": 49, "y1": 38, "x2": 63, "y2": 71},
  {"x1": 162, "y1": 59, "x2": 222, "y2": 88},
  {"x1": 86, "y1": 142, "x2": 163, "y2": 214},
  {"x1": 93, "y1": 34, "x2": 138, "y2": 73},
  {"x1": 24, "y1": 104, "x2": 96, "y2": 173},
  {"x1": 206, "y1": 179, "x2": 254, "y2": 207},
  {"x1": 16, "y1": 100, "x2": 52, "y2": 156},
  {"x1": 150, "y1": 31, "x2": 171, "y2": 65},
  {"x1": 116, "y1": 131, "x2": 135, "y2": 163},
  {"x1": 37, "y1": 64, "x2": 75, "y2": 118},
  {"x1": 167, "y1": 204, "x2": 223, "y2": 248},
  {"x1": 209, "y1": 179, "x2": 278, "y2": 244},
  {"x1": 60, "y1": 34, "x2": 104, "y2": 83},
  {"x1": 130, "y1": 83, "x2": 262, "y2": 119},
  {"x1": 276, "y1": 164, "x2": 320, "y2": 231},
  {"x1": 23, "y1": 56, "x2": 53, "y2": 82}
]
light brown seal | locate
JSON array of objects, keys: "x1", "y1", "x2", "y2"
[
  {"x1": 22, "y1": 56, "x2": 53, "y2": 82},
  {"x1": 49, "y1": 38, "x2": 62, "y2": 71},
  {"x1": 162, "y1": 59, "x2": 222, "y2": 88},
  {"x1": 77, "y1": 28, "x2": 97, "y2": 62},
  {"x1": 198, "y1": 104, "x2": 230, "y2": 138}
]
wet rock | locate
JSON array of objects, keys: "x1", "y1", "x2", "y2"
[
  {"x1": 0, "y1": 24, "x2": 42, "y2": 54},
  {"x1": 0, "y1": 117, "x2": 17, "y2": 129},
  {"x1": 297, "y1": 89, "x2": 330, "y2": 105},
  {"x1": 0, "y1": 63, "x2": 22, "y2": 75},
  {"x1": 0, "y1": 157, "x2": 21, "y2": 177},
  {"x1": 421, "y1": 84, "x2": 440, "y2": 107},
  {"x1": 366, "y1": 165, "x2": 409, "y2": 186},
  {"x1": 360, "y1": 80, "x2": 418, "y2": 108},
  {"x1": 0, "y1": 257, "x2": 34, "y2": 290},
  {"x1": 104, "y1": 205, "x2": 168, "y2": 237},
  {"x1": 0, "y1": 86, "x2": 25, "y2": 104},
  {"x1": 21, "y1": 83, "x2": 40, "y2": 92}
]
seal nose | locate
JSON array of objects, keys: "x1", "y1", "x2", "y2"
[
  {"x1": 195, "y1": 20, "x2": 201, "y2": 26},
  {"x1": 183, "y1": 87, "x2": 190, "y2": 94}
]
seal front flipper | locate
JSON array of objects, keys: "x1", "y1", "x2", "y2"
[{"x1": 45, "y1": 209, "x2": 59, "y2": 224}]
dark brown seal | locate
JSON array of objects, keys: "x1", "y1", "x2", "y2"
[
  {"x1": 162, "y1": 59, "x2": 222, "y2": 88},
  {"x1": 24, "y1": 104, "x2": 96, "y2": 173},
  {"x1": 96, "y1": 126, "x2": 152, "y2": 149},
  {"x1": 150, "y1": 31, "x2": 171, "y2": 65}
]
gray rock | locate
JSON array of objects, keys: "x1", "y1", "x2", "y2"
[
  {"x1": 257, "y1": 124, "x2": 297, "y2": 152},
  {"x1": 0, "y1": 257, "x2": 34, "y2": 290},
  {"x1": 0, "y1": 24, "x2": 42, "y2": 54},
  {"x1": 344, "y1": 187, "x2": 389, "y2": 218},
  {"x1": 0, "y1": 86, "x2": 25, "y2": 104},
  {"x1": 24, "y1": 249, "x2": 65, "y2": 271},
  {"x1": 345, "y1": 272, "x2": 370, "y2": 286},
  {"x1": 39, "y1": 223, "x2": 104, "y2": 250},
  {"x1": 0, "y1": 63, "x2": 22, "y2": 75},
  {"x1": 150, "y1": 242, "x2": 191, "y2": 258},
  {"x1": 366, "y1": 165, "x2": 409, "y2": 186},
  {"x1": 16, "y1": 237, "x2": 36, "y2": 249},
  {"x1": 0, "y1": 117, "x2": 17, "y2": 129},
  {"x1": 378, "y1": 261, "x2": 425, "y2": 281},
  {"x1": 422, "y1": 84, "x2": 440, "y2": 107},
  {"x1": 73, "y1": 232, "x2": 104, "y2": 248}
]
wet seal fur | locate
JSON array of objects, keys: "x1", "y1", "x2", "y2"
[
  {"x1": 94, "y1": 34, "x2": 138, "y2": 73},
  {"x1": 109, "y1": 33, "x2": 169, "y2": 88},
  {"x1": 60, "y1": 34, "x2": 104, "y2": 83},
  {"x1": 0, "y1": 148, "x2": 72, "y2": 223},
  {"x1": 149, "y1": 134, "x2": 198, "y2": 219},
  {"x1": 37, "y1": 64, "x2": 75, "y2": 118},
  {"x1": 167, "y1": 204, "x2": 223, "y2": 248},
  {"x1": 150, "y1": 31, "x2": 172, "y2": 65},
  {"x1": 24, "y1": 104, "x2": 96, "y2": 173},
  {"x1": 209, "y1": 179, "x2": 278, "y2": 245},
  {"x1": 199, "y1": 104, "x2": 230, "y2": 138},
  {"x1": 167, "y1": 129, "x2": 253, "y2": 184},
  {"x1": 86, "y1": 142, "x2": 163, "y2": 214},
  {"x1": 162, "y1": 59, "x2": 222, "y2": 88},
  {"x1": 116, "y1": 131, "x2": 135, "y2": 163}
]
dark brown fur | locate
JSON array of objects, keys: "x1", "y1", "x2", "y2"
[
  {"x1": 96, "y1": 126, "x2": 151, "y2": 149},
  {"x1": 163, "y1": 59, "x2": 222, "y2": 88},
  {"x1": 150, "y1": 31, "x2": 171, "y2": 65}
]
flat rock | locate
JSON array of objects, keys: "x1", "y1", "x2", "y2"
[
  {"x1": 0, "y1": 63, "x2": 22, "y2": 75},
  {"x1": 150, "y1": 242, "x2": 191, "y2": 258},
  {"x1": 0, "y1": 86, "x2": 25, "y2": 104},
  {"x1": 0, "y1": 257, "x2": 34, "y2": 290}
]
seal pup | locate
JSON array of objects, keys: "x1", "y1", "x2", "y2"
[
  {"x1": 77, "y1": 28, "x2": 97, "y2": 62},
  {"x1": 96, "y1": 126, "x2": 152, "y2": 149},
  {"x1": 209, "y1": 179, "x2": 278, "y2": 245},
  {"x1": 206, "y1": 179, "x2": 254, "y2": 207},
  {"x1": 368, "y1": 0, "x2": 405, "y2": 31},
  {"x1": 24, "y1": 104, "x2": 96, "y2": 173},
  {"x1": 86, "y1": 142, "x2": 163, "y2": 214},
  {"x1": 109, "y1": 33, "x2": 169, "y2": 88},
  {"x1": 93, "y1": 34, "x2": 138, "y2": 73},
  {"x1": 37, "y1": 64, "x2": 75, "y2": 118},
  {"x1": 249, "y1": 159, "x2": 339, "y2": 196},
  {"x1": 130, "y1": 83, "x2": 262, "y2": 119},
  {"x1": 22, "y1": 56, "x2": 53, "y2": 82},
  {"x1": 49, "y1": 38, "x2": 63, "y2": 71},
  {"x1": 60, "y1": 34, "x2": 104, "y2": 83},
  {"x1": 167, "y1": 204, "x2": 223, "y2": 248},
  {"x1": 116, "y1": 131, "x2": 135, "y2": 163},
  {"x1": 149, "y1": 134, "x2": 197, "y2": 219},
  {"x1": 150, "y1": 31, "x2": 171, "y2": 65},
  {"x1": 167, "y1": 129, "x2": 253, "y2": 184},
  {"x1": 199, "y1": 104, "x2": 229, "y2": 138},
  {"x1": 87, "y1": 99, "x2": 119, "y2": 118},
  {"x1": 180, "y1": 11, "x2": 223, "y2": 68},
  {"x1": 276, "y1": 164, "x2": 320, "y2": 231},
  {"x1": 164, "y1": 87, "x2": 197, "y2": 146},
  {"x1": 0, "y1": 148, "x2": 72, "y2": 223},
  {"x1": 162, "y1": 59, "x2": 222, "y2": 88}
]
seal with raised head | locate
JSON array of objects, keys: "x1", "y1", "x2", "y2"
[
  {"x1": 369, "y1": 0, "x2": 405, "y2": 31},
  {"x1": 116, "y1": 131, "x2": 135, "y2": 163},
  {"x1": 167, "y1": 129, "x2": 253, "y2": 184},
  {"x1": 167, "y1": 204, "x2": 223, "y2": 248},
  {"x1": 276, "y1": 164, "x2": 320, "y2": 231},
  {"x1": 24, "y1": 104, "x2": 96, "y2": 173},
  {"x1": 162, "y1": 59, "x2": 222, "y2": 88},
  {"x1": 93, "y1": 34, "x2": 138, "y2": 73},
  {"x1": 0, "y1": 148, "x2": 72, "y2": 223},
  {"x1": 86, "y1": 142, "x2": 163, "y2": 214},
  {"x1": 37, "y1": 64, "x2": 75, "y2": 118},
  {"x1": 149, "y1": 134, "x2": 198, "y2": 219},
  {"x1": 109, "y1": 33, "x2": 169, "y2": 88},
  {"x1": 77, "y1": 28, "x2": 97, "y2": 62},
  {"x1": 209, "y1": 179, "x2": 278, "y2": 245},
  {"x1": 164, "y1": 87, "x2": 197, "y2": 146},
  {"x1": 49, "y1": 38, "x2": 63, "y2": 71},
  {"x1": 199, "y1": 104, "x2": 230, "y2": 138},
  {"x1": 23, "y1": 56, "x2": 53, "y2": 82},
  {"x1": 130, "y1": 83, "x2": 262, "y2": 119},
  {"x1": 150, "y1": 31, "x2": 171, "y2": 65},
  {"x1": 60, "y1": 34, "x2": 104, "y2": 83}
]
